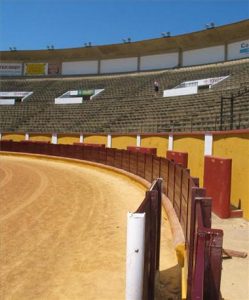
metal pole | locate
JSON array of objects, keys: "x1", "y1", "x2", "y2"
[
  {"x1": 230, "y1": 96, "x2": 234, "y2": 130},
  {"x1": 220, "y1": 96, "x2": 223, "y2": 131}
]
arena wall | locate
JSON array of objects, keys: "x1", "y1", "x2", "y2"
[
  {"x1": 173, "y1": 135, "x2": 204, "y2": 186},
  {"x1": 2, "y1": 39, "x2": 248, "y2": 76},
  {"x1": 182, "y1": 45, "x2": 225, "y2": 66},
  {"x1": 141, "y1": 136, "x2": 168, "y2": 157},
  {"x1": 29, "y1": 134, "x2": 51, "y2": 142},
  {"x1": 140, "y1": 53, "x2": 178, "y2": 70},
  {"x1": 228, "y1": 39, "x2": 249, "y2": 60},
  {"x1": 213, "y1": 133, "x2": 249, "y2": 220},
  {"x1": 0, "y1": 130, "x2": 248, "y2": 219},
  {"x1": 62, "y1": 61, "x2": 98, "y2": 75},
  {"x1": 2, "y1": 133, "x2": 24, "y2": 141},
  {"x1": 58, "y1": 134, "x2": 79, "y2": 144},
  {"x1": 112, "y1": 135, "x2": 137, "y2": 149},
  {"x1": 100, "y1": 57, "x2": 138, "y2": 73},
  {"x1": 84, "y1": 135, "x2": 107, "y2": 145}
]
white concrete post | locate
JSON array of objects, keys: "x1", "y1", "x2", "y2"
[
  {"x1": 25, "y1": 133, "x2": 29, "y2": 141},
  {"x1": 126, "y1": 212, "x2": 145, "y2": 300},
  {"x1": 168, "y1": 134, "x2": 173, "y2": 150},
  {"x1": 80, "y1": 133, "x2": 84, "y2": 143},
  {"x1": 51, "y1": 133, "x2": 58, "y2": 144},
  {"x1": 107, "y1": 134, "x2": 112, "y2": 148},
  {"x1": 204, "y1": 133, "x2": 213, "y2": 155},
  {"x1": 136, "y1": 134, "x2": 141, "y2": 147},
  {"x1": 0, "y1": 133, "x2": 2, "y2": 141}
]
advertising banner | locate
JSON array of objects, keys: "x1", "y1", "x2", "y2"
[
  {"x1": 0, "y1": 92, "x2": 29, "y2": 97},
  {"x1": 179, "y1": 76, "x2": 229, "y2": 88},
  {"x1": 25, "y1": 63, "x2": 47, "y2": 75},
  {"x1": 228, "y1": 39, "x2": 249, "y2": 60},
  {"x1": 239, "y1": 41, "x2": 249, "y2": 54},
  {"x1": 48, "y1": 63, "x2": 60, "y2": 75},
  {"x1": 0, "y1": 63, "x2": 22, "y2": 76}
]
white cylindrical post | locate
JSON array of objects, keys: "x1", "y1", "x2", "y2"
[
  {"x1": 25, "y1": 133, "x2": 29, "y2": 141},
  {"x1": 80, "y1": 133, "x2": 84, "y2": 143},
  {"x1": 107, "y1": 134, "x2": 112, "y2": 148},
  {"x1": 204, "y1": 133, "x2": 213, "y2": 155},
  {"x1": 168, "y1": 134, "x2": 173, "y2": 150},
  {"x1": 126, "y1": 212, "x2": 145, "y2": 300},
  {"x1": 136, "y1": 134, "x2": 141, "y2": 147},
  {"x1": 0, "y1": 132, "x2": 2, "y2": 141},
  {"x1": 51, "y1": 133, "x2": 58, "y2": 144}
]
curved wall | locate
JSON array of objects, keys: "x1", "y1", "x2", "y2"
[
  {"x1": 140, "y1": 53, "x2": 179, "y2": 70},
  {"x1": 1, "y1": 20, "x2": 249, "y2": 76},
  {"x1": 1, "y1": 130, "x2": 249, "y2": 220},
  {"x1": 62, "y1": 61, "x2": 98, "y2": 75},
  {"x1": 100, "y1": 57, "x2": 138, "y2": 73},
  {"x1": 182, "y1": 45, "x2": 225, "y2": 66}
]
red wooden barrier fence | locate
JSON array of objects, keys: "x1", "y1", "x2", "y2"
[
  {"x1": 167, "y1": 150, "x2": 188, "y2": 168},
  {"x1": 127, "y1": 146, "x2": 157, "y2": 155},
  {"x1": 203, "y1": 156, "x2": 232, "y2": 218}
]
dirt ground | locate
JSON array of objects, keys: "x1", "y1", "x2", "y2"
[{"x1": 0, "y1": 154, "x2": 179, "y2": 300}]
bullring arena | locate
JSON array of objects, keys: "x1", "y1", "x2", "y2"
[
  {"x1": 0, "y1": 153, "x2": 179, "y2": 300},
  {"x1": 0, "y1": 19, "x2": 249, "y2": 300}
]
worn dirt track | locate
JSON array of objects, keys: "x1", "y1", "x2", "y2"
[{"x1": 0, "y1": 155, "x2": 149, "y2": 300}]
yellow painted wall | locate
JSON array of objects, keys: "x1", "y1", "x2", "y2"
[
  {"x1": 173, "y1": 136, "x2": 204, "y2": 186},
  {"x1": 29, "y1": 134, "x2": 51, "y2": 142},
  {"x1": 213, "y1": 133, "x2": 249, "y2": 220},
  {"x1": 141, "y1": 136, "x2": 168, "y2": 157},
  {"x1": 58, "y1": 134, "x2": 79, "y2": 145},
  {"x1": 84, "y1": 135, "x2": 107, "y2": 145},
  {"x1": 2, "y1": 133, "x2": 24, "y2": 141},
  {"x1": 112, "y1": 136, "x2": 136, "y2": 150}
]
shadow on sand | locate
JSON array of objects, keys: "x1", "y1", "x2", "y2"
[{"x1": 156, "y1": 264, "x2": 182, "y2": 300}]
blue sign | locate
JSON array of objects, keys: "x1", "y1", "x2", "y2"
[{"x1": 240, "y1": 42, "x2": 249, "y2": 54}]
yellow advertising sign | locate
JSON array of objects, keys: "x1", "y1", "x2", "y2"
[{"x1": 25, "y1": 63, "x2": 47, "y2": 75}]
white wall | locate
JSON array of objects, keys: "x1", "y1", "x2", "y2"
[
  {"x1": 100, "y1": 57, "x2": 138, "y2": 73},
  {"x1": 55, "y1": 97, "x2": 83, "y2": 104},
  {"x1": 183, "y1": 45, "x2": 225, "y2": 66},
  {"x1": 62, "y1": 61, "x2": 98, "y2": 75},
  {"x1": 228, "y1": 40, "x2": 249, "y2": 61},
  {"x1": 0, "y1": 99, "x2": 15, "y2": 105},
  {"x1": 163, "y1": 85, "x2": 198, "y2": 97},
  {"x1": 140, "y1": 52, "x2": 178, "y2": 70}
]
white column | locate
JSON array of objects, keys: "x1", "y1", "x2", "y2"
[
  {"x1": 80, "y1": 133, "x2": 84, "y2": 143},
  {"x1": 126, "y1": 212, "x2": 145, "y2": 300},
  {"x1": 107, "y1": 134, "x2": 112, "y2": 148},
  {"x1": 136, "y1": 134, "x2": 141, "y2": 147},
  {"x1": 0, "y1": 133, "x2": 2, "y2": 141},
  {"x1": 168, "y1": 134, "x2": 173, "y2": 150},
  {"x1": 25, "y1": 133, "x2": 29, "y2": 141},
  {"x1": 51, "y1": 133, "x2": 58, "y2": 144},
  {"x1": 204, "y1": 133, "x2": 213, "y2": 155}
]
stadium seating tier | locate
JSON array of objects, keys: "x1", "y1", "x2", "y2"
[{"x1": 0, "y1": 59, "x2": 248, "y2": 133}]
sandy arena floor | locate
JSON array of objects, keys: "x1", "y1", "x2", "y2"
[
  {"x1": 212, "y1": 215, "x2": 249, "y2": 300},
  {"x1": 0, "y1": 154, "x2": 178, "y2": 300}
]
